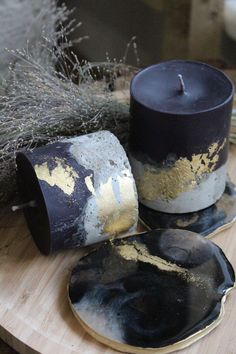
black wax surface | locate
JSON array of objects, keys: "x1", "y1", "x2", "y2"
[
  {"x1": 129, "y1": 60, "x2": 234, "y2": 163},
  {"x1": 16, "y1": 142, "x2": 93, "y2": 255},
  {"x1": 131, "y1": 60, "x2": 233, "y2": 115}
]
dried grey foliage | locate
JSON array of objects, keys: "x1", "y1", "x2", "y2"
[
  {"x1": 0, "y1": 0, "x2": 75, "y2": 82},
  {"x1": 0, "y1": 7, "x2": 138, "y2": 202}
]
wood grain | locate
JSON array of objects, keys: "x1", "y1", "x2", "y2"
[
  {"x1": 0, "y1": 145, "x2": 236, "y2": 354},
  {"x1": 189, "y1": 0, "x2": 224, "y2": 60}
]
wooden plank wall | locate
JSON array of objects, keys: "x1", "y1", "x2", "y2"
[{"x1": 189, "y1": 0, "x2": 224, "y2": 60}]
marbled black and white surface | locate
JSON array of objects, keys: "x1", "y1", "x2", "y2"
[
  {"x1": 68, "y1": 229, "x2": 235, "y2": 353},
  {"x1": 139, "y1": 181, "x2": 236, "y2": 238}
]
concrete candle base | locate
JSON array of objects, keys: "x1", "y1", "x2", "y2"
[{"x1": 130, "y1": 154, "x2": 227, "y2": 214}]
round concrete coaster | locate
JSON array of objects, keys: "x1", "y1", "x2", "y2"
[
  {"x1": 139, "y1": 181, "x2": 236, "y2": 238},
  {"x1": 68, "y1": 229, "x2": 235, "y2": 354}
]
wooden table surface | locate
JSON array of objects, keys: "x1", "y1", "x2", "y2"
[{"x1": 0, "y1": 145, "x2": 236, "y2": 354}]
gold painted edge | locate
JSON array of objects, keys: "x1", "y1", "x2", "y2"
[
  {"x1": 138, "y1": 217, "x2": 152, "y2": 231},
  {"x1": 67, "y1": 262, "x2": 236, "y2": 354},
  {"x1": 206, "y1": 217, "x2": 236, "y2": 239}
]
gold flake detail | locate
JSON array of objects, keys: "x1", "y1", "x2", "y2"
[
  {"x1": 34, "y1": 158, "x2": 78, "y2": 196},
  {"x1": 116, "y1": 242, "x2": 186, "y2": 274},
  {"x1": 116, "y1": 241, "x2": 202, "y2": 284},
  {"x1": 176, "y1": 214, "x2": 199, "y2": 228},
  {"x1": 99, "y1": 172, "x2": 138, "y2": 234},
  {"x1": 138, "y1": 140, "x2": 226, "y2": 201},
  {"x1": 84, "y1": 170, "x2": 138, "y2": 235}
]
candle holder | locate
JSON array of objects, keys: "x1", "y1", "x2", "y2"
[
  {"x1": 68, "y1": 229, "x2": 235, "y2": 354},
  {"x1": 16, "y1": 131, "x2": 138, "y2": 255},
  {"x1": 129, "y1": 60, "x2": 234, "y2": 214},
  {"x1": 139, "y1": 179, "x2": 236, "y2": 238}
]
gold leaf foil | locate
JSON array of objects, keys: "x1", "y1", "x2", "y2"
[
  {"x1": 176, "y1": 214, "x2": 199, "y2": 228},
  {"x1": 34, "y1": 157, "x2": 78, "y2": 196},
  {"x1": 85, "y1": 170, "x2": 138, "y2": 235},
  {"x1": 116, "y1": 240, "x2": 202, "y2": 284},
  {"x1": 138, "y1": 140, "x2": 226, "y2": 201},
  {"x1": 116, "y1": 242, "x2": 186, "y2": 274}
]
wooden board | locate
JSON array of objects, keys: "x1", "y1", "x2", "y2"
[
  {"x1": 189, "y1": 0, "x2": 224, "y2": 60},
  {"x1": 0, "y1": 145, "x2": 236, "y2": 354}
]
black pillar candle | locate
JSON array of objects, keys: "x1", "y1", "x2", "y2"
[
  {"x1": 16, "y1": 131, "x2": 138, "y2": 255},
  {"x1": 129, "y1": 60, "x2": 234, "y2": 213}
]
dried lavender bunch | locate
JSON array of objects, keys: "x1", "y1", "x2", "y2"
[
  {"x1": 0, "y1": 34, "x2": 137, "y2": 202},
  {"x1": 0, "y1": 0, "x2": 74, "y2": 83}
]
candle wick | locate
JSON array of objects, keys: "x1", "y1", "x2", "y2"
[
  {"x1": 178, "y1": 74, "x2": 186, "y2": 94},
  {"x1": 11, "y1": 200, "x2": 37, "y2": 212}
]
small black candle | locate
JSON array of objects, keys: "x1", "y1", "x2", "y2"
[
  {"x1": 15, "y1": 131, "x2": 138, "y2": 254},
  {"x1": 129, "y1": 60, "x2": 234, "y2": 213}
]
